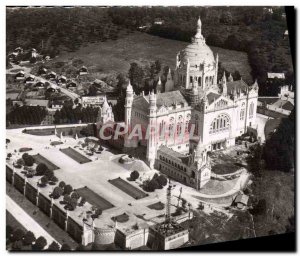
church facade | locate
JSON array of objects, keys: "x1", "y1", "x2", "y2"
[{"x1": 122, "y1": 17, "x2": 258, "y2": 190}]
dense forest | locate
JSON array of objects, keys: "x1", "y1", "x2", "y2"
[{"x1": 6, "y1": 105, "x2": 47, "y2": 125}]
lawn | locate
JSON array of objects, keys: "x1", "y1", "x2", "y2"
[
  {"x1": 23, "y1": 127, "x2": 84, "y2": 137},
  {"x1": 60, "y1": 147, "x2": 91, "y2": 164},
  {"x1": 32, "y1": 154, "x2": 59, "y2": 171},
  {"x1": 53, "y1": 32, "x2": 252, "y2": 83},
  {"x1": 108, "y1": 177, "x2": 148, "y2": 200},
  {"x1": 76, "y1": 187, "x2": 114, "y2": 211}
]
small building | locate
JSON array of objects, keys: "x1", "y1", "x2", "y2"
[
  {"x1": 50, "y1": 100, "x2": 64, "y2": 110},
  {"x1": 8, "y1": 52, "x2": 18, "y2": 61},
  {"x1": 58, "y1": 75, "x2": 67, "y2": 84},
  {"x1": 154, "y1": 18, "x2": 164, "y2": 25},
  {"x1": 14, "y1": 47, "x2": 23, "y2": 54},
  {"x1": 234, "y1": 194, "x2": 249, "y2": 210},
  {"x1": 15, "y1": 70, "x2": 25, "y2": 80},
  {"x1": 93, "y1": 79, "x2": 107, "y2": 88},
  {"x1": 38, "y1": 67, "x2": 47, "y2": 76},
  {"x1": 284, "y1": 30, "x2": 289, "y2": 39},
  {"x1": 67, "y1": 80, "x2": 77, "y2": 88},
  {"x1": 47, "y1": 71, "x2": 57, "y2": 80},
  {"x1": 34, "y1": 81, "x2": 45, "y2": 88},
  {"x1": 81, "y1": 95, "x2": 106, "y2": 108},
  {"x1": 24, "y1": 99, "x2": 49, "y2": 107},
  {"x1": 44, "y1": 55, "x2": 51, "y2": 61},
  {"x1": 267, "y1": 72, "x2": 285, "y2": 80},
  {"x1": 79, "y1": 66, "x2": 88, "y2": 75},
  {"x1": 31, "y1": 48, "x2": 37, "y2": 58},
  {"x1": 24, "y1": 74, "x2": 35, "y2": 84}
]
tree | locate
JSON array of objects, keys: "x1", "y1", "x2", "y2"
[
  {"x1": 59, "y1": 181, "x2": 66, "y2": 189},
  {"x1": 23, "y1": 231, "x2": 36, "y2": 245},
  {"x1": 11, "y1": 228, "x2": 25, "y2": 242},
  {"x1": 63, "y1": 194, "x2": 71, "y2": 204},
  {"x1": 22, "y1": 153, "x2": 34, "y2": 166},
  {"x1": 71, "y1": 191, "x2": 80, "y2": 200},
  {"x1": 60, "y1": 243, "x2": 71, "y2": 251},
  {"x1": 44, "y1": 169, "x2": 54, "y2": 180},
  {"x1": 64, "y1": 184, "x2": 73, "y2": 195},
  {"x1": 128, "y1": 62, "x2": 144, "y2": 93},
  {"x1": 156, "y1": 174, "x2": 168, "y2": 187},
  {"x1": 36, "y1": 163, "x2": 48, "y2": 176},
  {"x1": 52, "y1": 186, "x2": 63, "y2": 199},
  {"x1": 33, "y1": 236, "x2": 47, "y2": 250},
  {"x1": 40, "y1": 175, "x2": 49, "y2": 186},
  {"x1": 47, "y1": 241, "x2": 60, "y2": 251},
  {"x1": 130, "y1": 170, "x2": 139, "y2": 181}
]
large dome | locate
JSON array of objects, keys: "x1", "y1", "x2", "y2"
[{"x1": 180, "y1": 17, "x2": 215, "y2": 66}]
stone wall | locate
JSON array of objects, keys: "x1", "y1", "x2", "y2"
[
  {"x1": 67, "y1": 217, "x2": 83, "y2": 243},
  {"x1": 14, "y1": 173, "x2": 25, "y2": 194},
  {"x1": 38, "y1": 193, "x2": 51, "y2": 217},
  {"x1": 25, "y1": 182, "x2": 38, "y2": 205},
  {"x1": 6, "y1": 165, "x2": 13, "y2": 184},
  {"x1": 52, "y1": 204, "x2": 67, "y2": 230}
]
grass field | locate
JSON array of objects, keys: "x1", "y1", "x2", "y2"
[
  {"x1": 53, "y1": 32, "x2": 252, "y2": 83},
  {"x1": 109, "y1": 177, "x2": 148, "y2": 200},
  {"x1": 32, "y1": 154, "x2": 59, "y2": 171},
  {"x1": 76, "y1": 187, "x2": 114, "y2": 211},
  {"x1": 60, "y1": 147, "x2": 91, "y2": 164},
  {"x1": 23, "y1": 127, "x2": 84, "y2": 137}
]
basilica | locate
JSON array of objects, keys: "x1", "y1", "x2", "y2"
[{"x1": 122, "y1": 17, "x2": 258, "y2": 190}]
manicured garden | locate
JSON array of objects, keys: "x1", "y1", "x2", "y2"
[
  {"x1": 108, "y1": 177, "x2": 148, "y2": 200},
  {"x1": 32, "y1": 154, "x2": 59, "y2": 171},
  {"x1": 76, "y1": 186, "x2": 114, "y2": 211},
  {"x1": 60, "y1": 147, "x2": 91, "y2": 164}
]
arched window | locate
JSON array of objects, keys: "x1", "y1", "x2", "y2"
[
  {"x1": 240, "y1": 109, "x2": 245, "y2": 120},
  {"x1": 185, "y1": 120, "x2": 189, "y2": 132},
  {"x1": 210, "y1": 114, "x2": 230, "y2": 134},
  {"x1": 249, "y1": 102, "x2": 254, "y2": 118}
]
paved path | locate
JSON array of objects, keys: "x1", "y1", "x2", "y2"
[{"x1": 6, "y1": 194, "x2": 58, "y2": 246}]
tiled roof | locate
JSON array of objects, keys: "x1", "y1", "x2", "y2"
[
  {"x1": 206, "y1": 92, "x2": 221, "y2": 105},
  {"x1": 132, "y1": 95, "x2": 149, "y2": 112},
  {"x1": 282, "y1": 101, "x2": 294, "y2": 111},
  {"x1": 156, "y1": 91, "x2": 188, "y2": 108},
  {"x1": 227, "y1": 79, "x2": 249, "y2": 94},
  {"x1": 258, "y1": 97, "x2": 279, "y2": 105}
]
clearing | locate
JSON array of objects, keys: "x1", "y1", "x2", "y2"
[{"x1": 52, "y1": 32, "x2": 252, "y2": 83}]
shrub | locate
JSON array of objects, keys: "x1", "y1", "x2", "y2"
[
  {"x1": 250, "y1": 199, "x2": 267, "y2": 216},
  {"x1": 16, "y1": 158, "x2": 25, "y2": 166},
  {"x1": 11, "y1": 228, "x2": 25, "y2": 242},
  {"x1": 33, "y1": 236, "x2": 47, "y2": 250},
  {"x1": 156, "y1": 174, "x2": 168, "y2": 187},
  {"x1": 7, "y1": 153, "x2": 12, "y2": 158},
  {"x1": 44, "y1": 169, "x2": 54, "y2": 180},
  {"x1": 63, "y1": 194, "x2": 71, "y2": 204},
  {"x1": 64, "y1": 184, "x2": 73, "y2": 195},
  {"x1": 59, "y1": 181, "x2": 66, "y2": 189},
  {"x1": 36, "y1": 163, "x2": 48, "y2": 176},
  {"x1": 41, "y1": 175, "x2": 49, "y2": 185},
  {"x1": 23, "y1": 231, "x2": 36, "y2": 245},
  {"x1": 51, "y1": 176, "x2": 58, "y2": 183},
  {"x1": 52, "y1": 186, "x2": 63, "y2": 199},
  {"x1": 95, "y1": 208, "x2": 102, "y2": 216},
  {"x1": 60, "y1": 243, "x2": 71, "y2": 251},
  {"x1": 47, "y1": 241, "x2": 60, "y2": 251},
  {"x1": 130, "y1": 170, "x2": 139, "y2": 181},
  {"x1": 71, "y1": 191, "x2": 80, "y2": 200},
  {"x1": 22, "y1": 153, "x2": 34, "y2": 166}
]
